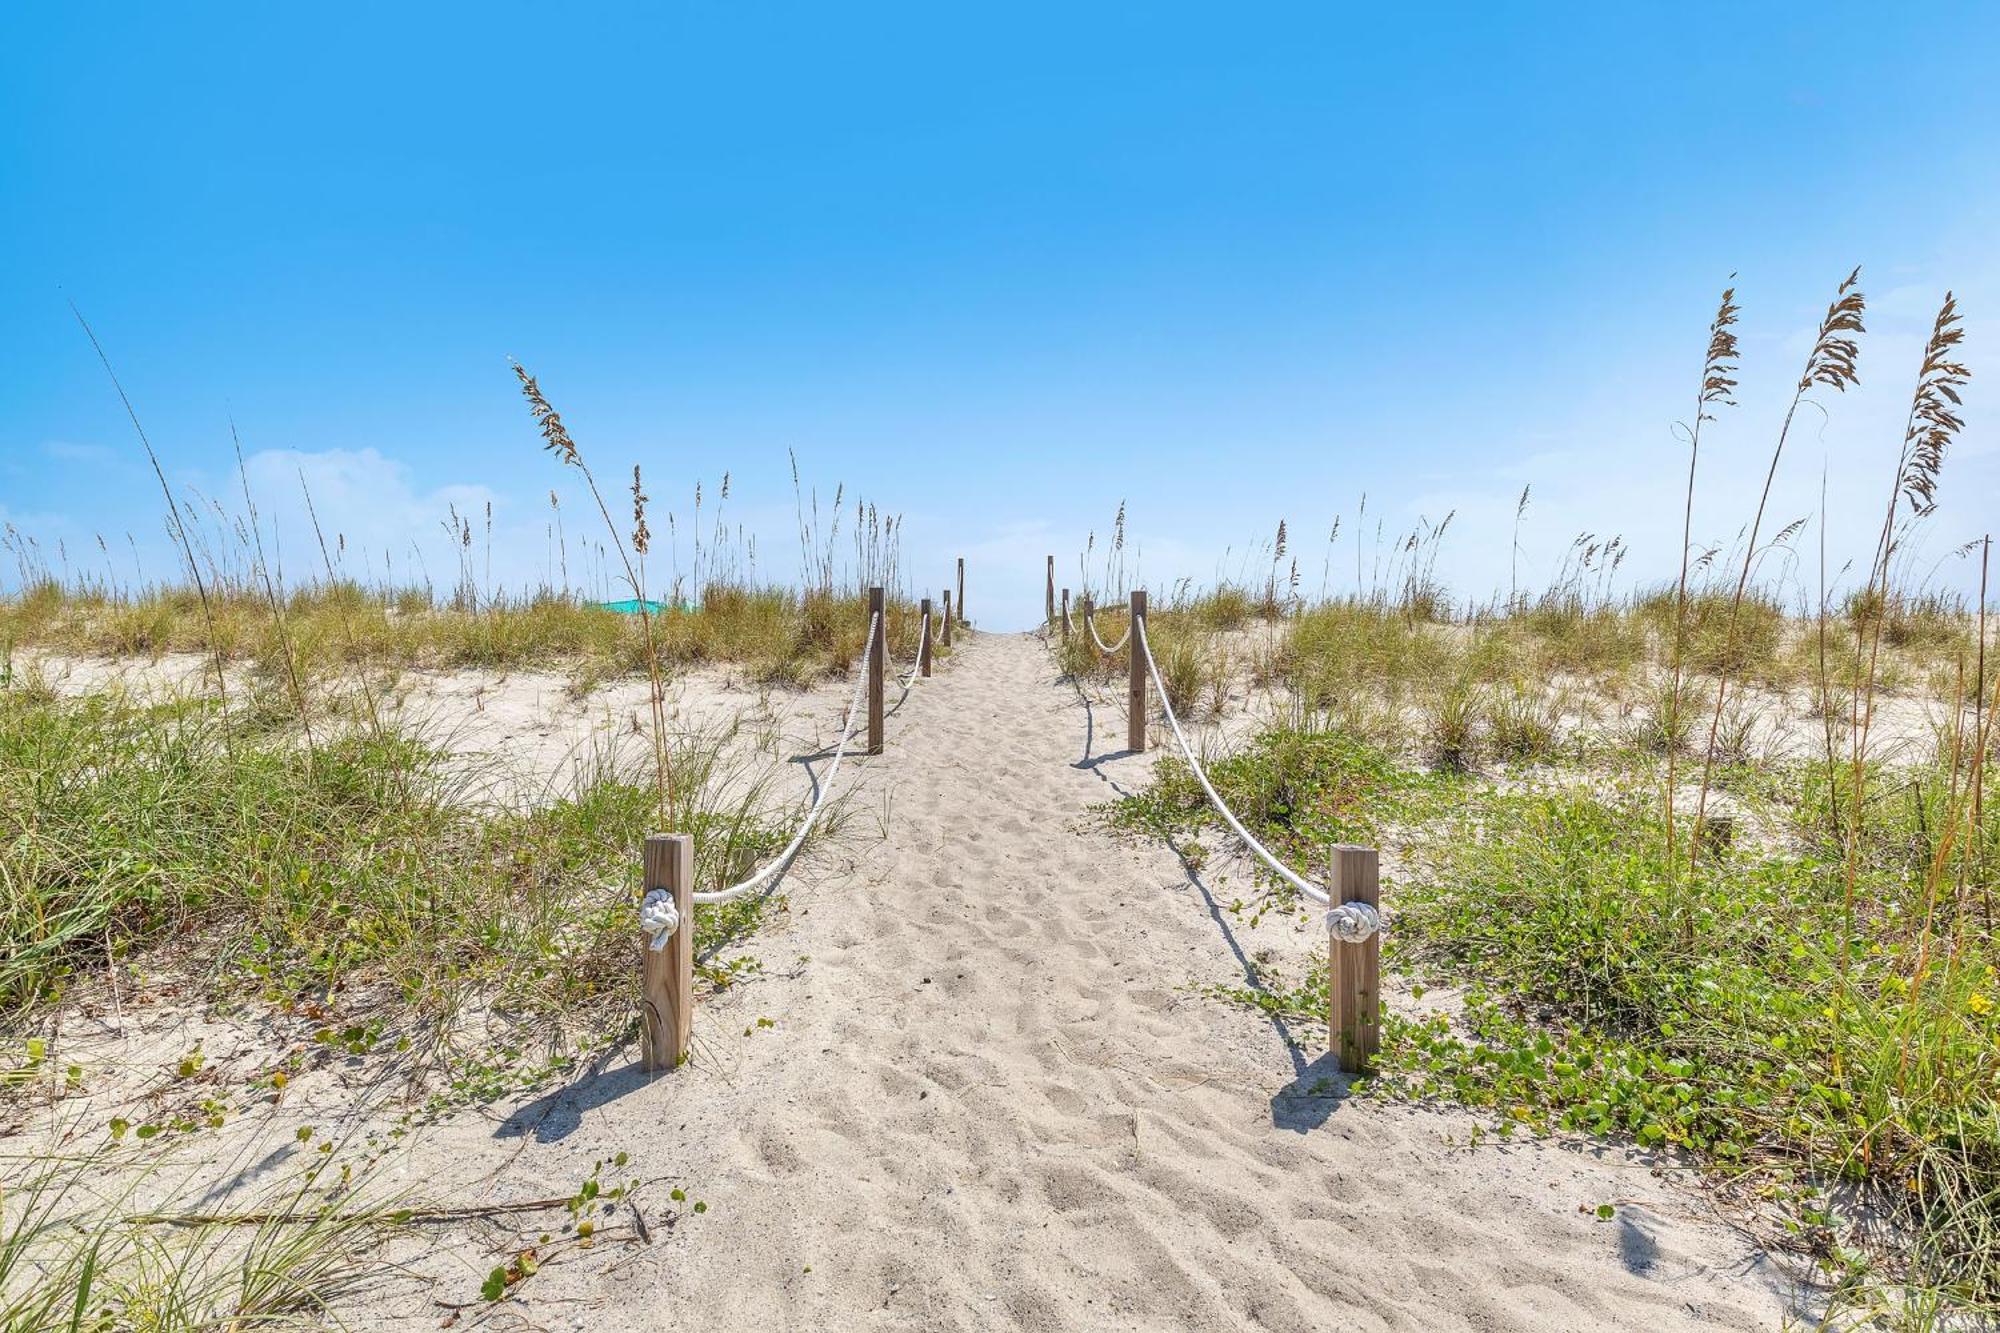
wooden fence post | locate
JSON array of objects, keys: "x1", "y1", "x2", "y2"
[
  {"x1": 942, "y1": 590, "x2": 953, "y2": 647},
  {"x1": 1127, "y1": 589, "x2": 1147, "y2": 752},
  {"x1": 956, "y1": 558, "x2": 965, "y2": 626},
  {"x1": 1328, "y1": 844, "x2": 1381, "y2": 1074},
  {"x1": 867, "y1": 585, "x2": 885, "y2": 754},
  {"x1": 919, "y1": 597, "x2": 933, "y2": 677},
  {"x1": 641, "y1": 833, "x2": 694, "y2": 1072},
  {"x1": 1046, "y1": 556, "x2": 1055, "y2": 626},
  {"x1": 1060, "y1": 588, "x2": 1070, "y2": 639}
]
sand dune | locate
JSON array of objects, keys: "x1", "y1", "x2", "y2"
[{"x1": 353, "y1": 630, "x2": 1789, "y2": 1330}]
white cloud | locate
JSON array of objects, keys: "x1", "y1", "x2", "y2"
[{"x1": 239, "y1": 447, "x2": 507, "y2": 592}]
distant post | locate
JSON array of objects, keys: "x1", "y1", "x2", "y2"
[
  {"x1": 1046, "y1": 556, "x2": 1055, "y2": 626},
  {"x1": 956, "y1": 558, "x2": 966, "y2": 626},
  {"x1": 868, "y1": 585, "x2": 885, "y2": 754},
  {"x1": 1328, "y1": 844, "x2": 1381, "y2": 1074},
  {"x1": 942, "y1": 589, "x2": 953, "y2": 647},
  {"x1": 1127, "y1": 589, "x2": 1147, "y2": 752},
  {"x1": 919, "y1": 597, "x2": 933, "y2": 677},
  {"x1": 641, "y1": 833, "x2": 694, "y2": 1072},
  {"x1": 1060, "y1": 588, "x2": 1070, "y2": 639}
]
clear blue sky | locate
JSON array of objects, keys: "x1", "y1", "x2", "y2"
[{"x1": 5, "y1": 3, "x2": 1997, "y2": 628}]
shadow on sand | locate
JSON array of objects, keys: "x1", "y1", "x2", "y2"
[{"x1": 494, "y1": 1062, "x2": 657, "y2": 1144}]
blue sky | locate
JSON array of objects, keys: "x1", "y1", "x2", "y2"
[{"x1": 4, "y1": 3, "x2": 1997, "y2": 629}]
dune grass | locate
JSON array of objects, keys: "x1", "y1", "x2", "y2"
[
  {"x1": 0, "y1": 578, "x2": 936, "y2": 692},
  {"x1": 0, "y1": 673, "x2": 829, "y2": 1029},
  {"x1": 1095, "y1": 274, "x2": 1997, "y2": 1325},
  {"x1": 1120, "y1": 728, "x2": 1999, "y2": 1319}
]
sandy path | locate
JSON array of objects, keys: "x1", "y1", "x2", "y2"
[{"x1": 387, "y1": 631, "x2": 1788, "y2": 1331}]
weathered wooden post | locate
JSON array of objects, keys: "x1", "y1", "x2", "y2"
[
  {"x1": 1327, "y1": 844, "x2": 1381, "y2": 1074},
  {"x1": 1699, "y1": 814, "x2": 1736, "y2": 859},
  {"x1": 867, "y1": 586, "x2": 885, "y2": 754},
  {"x1": 1046, "y1": 556, "x2": 1055, "y2": 626},
  {"x1": 919, "y1": 597, "x2": 933, "y2": 678},
  {"x1": 1127, "y1": 589, "x2": 1147, "y2": 752},
  {"x1": 1060, "y1": 588, "x2": 1070, "y2": 639},
  {"x1": 641, "y1": 833, "x2": 694, "y2": 1072},
  {"x1": 941, "y1": 589, "x2": 953, "y2": 647},
  {"x1": 956, "y1": 558, "x2": 965, "y2": 626}
]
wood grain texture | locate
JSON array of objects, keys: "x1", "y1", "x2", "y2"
[
  {"x1": 641, "y1": 833, "x2": 694, "y2": 1072},
  {"x1": 1328, "y1": 843, "x2": 1380, "y2": 1073},
  {"x1": 868, "y1": 585, "x2": 886, "y2": 754}
]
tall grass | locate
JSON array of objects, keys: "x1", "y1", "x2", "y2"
[
  {"x1": 0, "y1": 677, "x2": 820, "y2": 1029},
  {"x1": 1100, "y1": 272, "x2": 1995, "y2": 1324}
]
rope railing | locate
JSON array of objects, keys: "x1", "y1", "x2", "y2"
[
  {"x1": 650, "y1": 607, "x2": 931, "y2": 924},
  {"x1": 1122, "y1": 601, "x2": 1383, "y2": 1070},
  {"x1": 649, "y1": 611, "x2": 880, "y2": 923},
  {"x1": 893, "y1": 611, "x2": 930, "y2": 703},
  {"x1": 636, "y1": 580, "x2": 961, "y2": 1071},
  {"x1": 1133, "y1": 616, "x2": 1336, "y2": 910},
  {"x1": 1085, "y1": 604, "x2": 1130, "y2": 656}
]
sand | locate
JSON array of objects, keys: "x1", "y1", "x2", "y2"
[
  {"x1": 19, "y1": 631, "x2": 1800, "y2": 1329},
  {"x1": 337, "y1": 630, "x2": 1788, "y2": 1330}
]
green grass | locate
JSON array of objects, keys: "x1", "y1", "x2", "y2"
[
  {"x1": 0, "y1": 677, "x2": 817, "y2": 1030},
  {"x1": 1114, "y1": 718, "x2": 2000, "y2": 1322}
]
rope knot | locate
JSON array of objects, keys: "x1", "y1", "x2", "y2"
[
  {"x1": 1326, "y1": 901, "x2": 1381, "y2": 944},
  {"x1": 640, "y1": 888, "x2": 680, "y2": 951}
]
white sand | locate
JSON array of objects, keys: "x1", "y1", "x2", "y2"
[{"x1": 317, "y1": 630, "x2": 1788, "y2": 1330}]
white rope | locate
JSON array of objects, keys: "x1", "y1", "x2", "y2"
[
  {"x1": 1086, "y1": 606, "x2": 1130, "y2": 656},
  {"x1": 1327, "y1": 901, "x2": 1380, "y2": 943},
  {"x1": 686, "y1": 610, "x2": 881, "y2": 908},
  {"x1": 640, "y1": 889, "x2": 680, "y2": 951},
  {"x1": 1134, "y1": 617, "x2": 1335, "y2": 909},
  {"x1": 894, "y1": 612, "x2": 930, "y2": 700}
]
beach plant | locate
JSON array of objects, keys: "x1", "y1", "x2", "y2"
[
  {"x1": 515, "y1": 365, "x2": 674, "y2": 826},
  {"x1": 1687, "y1": 268, "x2": 1866, "y2": 864}
]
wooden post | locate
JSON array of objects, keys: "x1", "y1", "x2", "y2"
[
  {"x1": 941, "y1": 590, "x2": 953, "y2": 647},
  {"x1": 641, "y1": 833, "x2": 694, "y2": 1072},
  {"x1": 867, "y1": 585, "x2": 885, "y2": 754},
  {"x1": 1046, "y1": 556, "x2": 1055, "y2": 626},
  {"x1": 1060, "y1": 588, "x2": 1070, "y2": 639},
  {"x1": 1328, "y1": 844, "x2": 1381, "y2": 1074},
  {"x1": 1127, "y1": 589, "x2": 1147, "y2": 752},
  {"x1": 956, "y1": 558, "x2": 965, "y2": 625},
  {"x1": 919, "y1": 597, "x2": 933, "y2": 677}
]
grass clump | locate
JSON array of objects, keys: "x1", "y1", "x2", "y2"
[
  {"x1": 0, "y1": 682, "x2": 808, "y2": 1029},
  {"x1": 1111, "y1": 728, "x2": 1448, "y2": 886},
  {"x1": 1124, "y1": 720, "x2": 2000, "y2": 1314}
]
